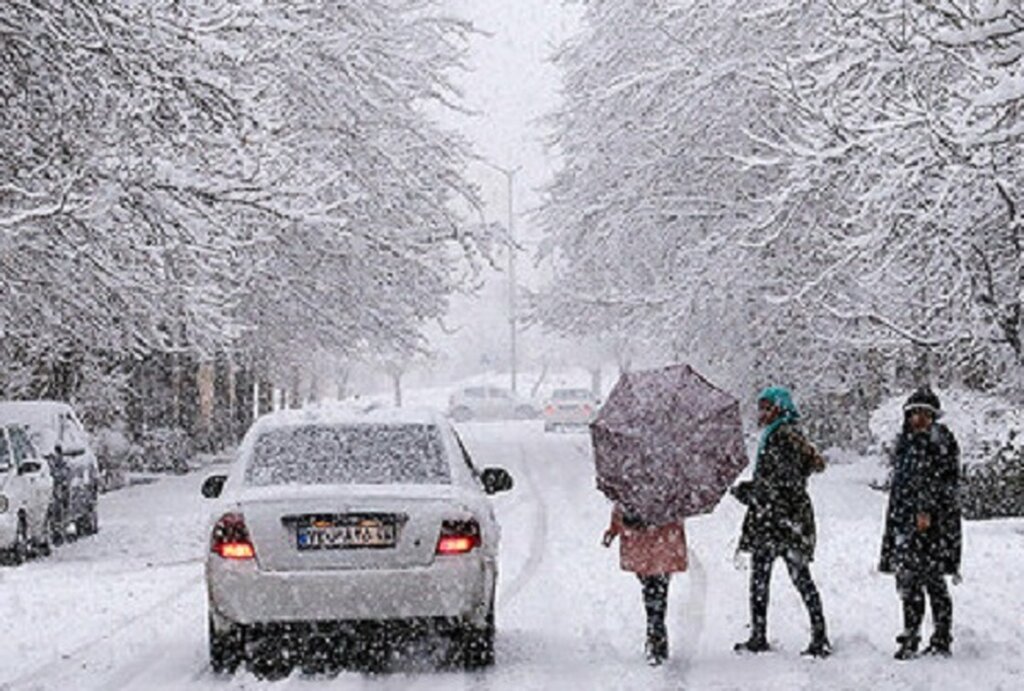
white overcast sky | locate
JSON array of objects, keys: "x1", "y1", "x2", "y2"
[
  {"x1": 443, "y1": 0, "x2": 581, "y2": 247},
  {"x1": 419, "y1": 1, "x2": 582, "y2": 379}
]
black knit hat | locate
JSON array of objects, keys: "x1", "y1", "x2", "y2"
[{"x1": 903, "y1": 386, "x2": 942, "y2": 417}]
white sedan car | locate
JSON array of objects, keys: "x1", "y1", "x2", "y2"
[
  {"x1": 0, "y1": 423, "x2": 55, "y2": 564},
  {"x1": 542, "y1": 387, "x2": 600, "y2": 432},
  {"x1": 447, "y1": 386, "x2": 538, "y2": 422},
  {"x1": 202, "y1": 407, "x2": 513, "y2": 674}
]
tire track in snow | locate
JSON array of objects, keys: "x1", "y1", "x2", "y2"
[
  {"x1": 3, "y1": 572, "x2": 203, "y2": 690},
  {"x1": 499, "y1": 440, "x2": 549, "y2": 607},
  {"x1": 678, "y1": 547, "x2": 707, "y2": 675}
]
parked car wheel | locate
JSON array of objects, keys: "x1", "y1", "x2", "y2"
[
  {"x1": 457, "y1": 604, "x2": 495, "y2": 669},
  {"x1": 2, "y1": 514, "x2": 29, "y2": 566},
  {"x1": 209, "y1": 615, "x2": 246, "y2": 674}
]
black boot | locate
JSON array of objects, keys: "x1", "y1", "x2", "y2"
[
  {"x1": 734, "y1": 634, "x2": 770, "y2": 654},
  {"x1": 922, "y1": 633, "x2": 951, "y2": 657},
  {"x1": 645, "y1": 632, "x2": 668, "y2": 666},
  {"x1": 801, "y1": 633, "x2": 832, "y2": 658},
  {"x1": 894, "y1": 632, "x2": 920, "y2": 660}
]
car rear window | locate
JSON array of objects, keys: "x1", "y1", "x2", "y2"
[
  {"x1": 245, "y1": 423, "x2": 451, "y2": 486},
  {"x1": 553, "y1": 389, "x2": 592, "y2": 400},
  {"x1": 0, "y1": 407, "x2": 57, "y2": 452}
]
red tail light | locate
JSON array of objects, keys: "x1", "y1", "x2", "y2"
[
  {"x1": 211, "y1": 512, "x2": 256, "y2": 560},
  {"x1": 436, "y1": 519, "x2": 480, "y2": 555}
]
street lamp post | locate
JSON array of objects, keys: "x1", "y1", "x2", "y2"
[{"x1": 481, "y1": 160, "x2": 521, "y2": 394}]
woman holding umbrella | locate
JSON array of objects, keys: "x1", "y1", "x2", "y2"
[
  {"x1": 602, "y1": 504, "x2": 687, "y2": 666},
  {"x1": 731, "y1": 386, "x2": 831, "y2": 657},
  {"x1": 590, "y1": 364, "x2": 750, "y2": 664}
]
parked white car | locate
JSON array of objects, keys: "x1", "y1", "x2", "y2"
[
  {"x1": 447, "y1": 385, "x2": 538, "y2": 422},
  {"x1": 0, "y1": 401, "x2": 100, "y2": 542},
  {"x1": 202, "y1": 407, "x2": 513, "y2": 674},
  {"x1": 542, "y1": 388, "x2": 600, "y2": 432},
  {"x1": 0, "y1": 423, "x2": 55, "y2": 564}
]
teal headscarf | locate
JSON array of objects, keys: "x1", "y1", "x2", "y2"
[{"x1": 757, "y1": 386, "x2": 800, "y2": 454}]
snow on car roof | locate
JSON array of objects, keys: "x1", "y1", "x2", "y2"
[
  {"x1": 248, "y1": 403, "x2": 450, "y2": 434},
  {"x1": 228, "y1": 404, "x2": 463, "y2": 492},
  {"x1": 0, "y1": 400, "x2": 69, "y2": 426}
]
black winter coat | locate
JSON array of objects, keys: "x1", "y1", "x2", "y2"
[
  {"x1": 879, "y1": 423, "x2": 962, "y2": 575},
  {"x1": 736, "y1": 424, "x2": 825, "y2": 561}
]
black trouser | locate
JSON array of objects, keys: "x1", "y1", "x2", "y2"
[
  {"x1": 749, "y1": 550, "x2": 826, "y2": 640},
  {"x1": 896, "y1": 569, "x2": 952, "y2": 642},
  {"x1": 638, "y1": 574, "x2": 670, "y2": 641}
]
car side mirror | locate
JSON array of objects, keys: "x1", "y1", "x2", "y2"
[
  {"x1": 481, "y1": 467, "x2": 514, "y2": 495},
  {"x1": 201, "y1": 474, "x2": 227, "y2": 498},
  {"x1": 18, "y1": 461, "x2": 43, "y2": 476}
]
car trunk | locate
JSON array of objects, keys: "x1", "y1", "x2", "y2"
[{"x1": 238, "y1": 485, "x2": 466, "y2": 572}]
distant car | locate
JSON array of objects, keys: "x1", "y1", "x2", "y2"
[
  {"x1": 202, "y1": 407, "x2": 514, "y2": 674},
  {"x1": 0, "y1": 401, "x2": 100, "y2": 542},
  {"x1": 447, "y1": 386, "x2": 538, "y2": 422},
  {"x1": 542, "y1": 388, "x2": 600, "y2": 432},
  {"x1": 0, "y1": 423, "x2": 55, "y2": 564}
]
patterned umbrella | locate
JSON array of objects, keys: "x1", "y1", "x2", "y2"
[{"x1": 591, "y1": 364, "x2": 748, "y2": 523}]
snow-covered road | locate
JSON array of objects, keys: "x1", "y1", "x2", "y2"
[{"x1": 1, "y1": 422, "x2": 1021, "y2": 690}]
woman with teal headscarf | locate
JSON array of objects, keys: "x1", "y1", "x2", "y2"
[{"x1": 731, "y1": 386, "x2": 831, "y2": 657}]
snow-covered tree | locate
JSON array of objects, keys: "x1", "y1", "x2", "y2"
[
  {"x1": 1, "y1": 2, "x2": 244, "y2": 367},
  {"x1": 211, "y1": 1, "x2": 490, "y2": 378},
  {"x1": 538, "y1": 0, "x2": 1024, "y2": 432},
  {"x1": 748, "y1": 0, "x2": 1024, "y2": 385},
  {"x1": 1, "y1": 1, "x2": 492, "y2": 434},
  {"x1": 537, "y1": 1, "x2": 819, "y2": 393}
]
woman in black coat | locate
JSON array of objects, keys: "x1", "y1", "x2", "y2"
[
  {"x1": 732, "y1": 386, "x2": 830, "y2": 657},
  {"x1": 879, "y1": 386, "x2": 962, "y2": 659}
]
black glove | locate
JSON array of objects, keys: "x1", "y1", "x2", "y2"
[{"x1": 731, "y1": 481, "x2": 754, "y2": 506}]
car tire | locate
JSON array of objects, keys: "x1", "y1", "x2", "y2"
[
  {"x1": 451, "y1": 407, "x2": 472, "y2": 422},
  {"x1": 209, "y1": 615, "x2": 245, "y2": 674},
  {"x1": 459, "y1": 604, "x2": 495, "y2": 669},
  {"x1": 2, "y1": 514, "x2": 29, "y2": 566}
]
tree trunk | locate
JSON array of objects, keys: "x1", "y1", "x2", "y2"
[
  {"x1": 392, "y1": 371, "x2": 403, "y2": 408},
  {"x1": 289, "y1": 364, "x2": 302, "y2": 409},
  {"x1": 530, "y1": 361, "x2": 549, "y2": 399},
  {"x1": 336, "y1": 366, "x2": 350, "y2": 401}
]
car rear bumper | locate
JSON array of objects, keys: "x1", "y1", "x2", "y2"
[
  {"x1": 207, "y1": 553, "x2": 495, "y2": 627},
  {"x1": 544, "y1": 413, "x2": 592, "y2": 426}
]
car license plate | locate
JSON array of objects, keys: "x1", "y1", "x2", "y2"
[{"x1": 295, "y1": 515, "x2": 398, "y2": 550}]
